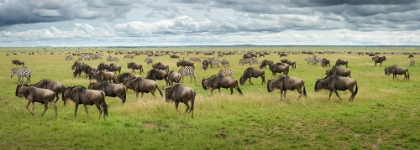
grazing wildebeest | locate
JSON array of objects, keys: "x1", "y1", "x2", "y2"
[
  {"x1": 88, "y1": 81, "x2": 127, "y2": 103},
  {"x1": 97, "y1": 62, "x2": 111, "y2": 71},
  {"x1": 15, "y1": 84, "x2": 57, "y2": 116},
  {"x1": 115, "y1": 72, "x2": 137, "y2": 84},
  {"x1": 124, "y1": 77, "x2": 164, "y2": 98},
  {"x1": 163, "y1": 83, "x2": 196, "y2": 118},
  {"x1": 127, "y1": 62, "x2": 144, "y2": 74},
  {"x1": 259, "y1": 59, "x2": 274, "y2": 69},
  {"x1": 146, "y1": 69, "x2": 169, "y2": 86},
  {"x1": 29, "y1": 79, "x2": 65, "y2": 102},
  {"x1": 321, "y1": 58, "x2": 331, "y2": 67},
  {"x1": 239, "y1": 67, "x2": 265, "y2": 85},
  {"x1": 280, "y1": 59, "x2": 296, "y2": 69},
  {"x1": 373, "y1": 56, "x2": 386, "y2": 66},
  {"x1": 384, "y1": 65, "x2": 410, "y2": 80},
  {"x1": 314, "y1": 75, "x2": 358, "y2": 101},
  {"x1": 279, "y1": 53, "x2": 288, "y2": 57},
  {"x1": 62, "y1": 85, "x2": 108, "y2": 119},
  {"x1": 201, "y1": 75, "x2": 243, "y2": 95},
  {"x1": 152, "y1": 62, "x2": 169, "y2": 71},
  {"x1": 89, "y1": 71, "x2": 117, "y2": 83},
  {"x1": 335, "y1": 59, "x2": 348, "y2": 68},
  {"x1": 71, "y1": 60, "x2": 84, "y2": 71},
  {"x1": 202, "y1": 59, "x2": 209, "y2": 70},
  {"x1": 410, "y1": 58, "x2": 415, "y2": 66},
  {"x1": 326, "y1": 66, "x2": 352, "y2": 78},
  {"x1": 170, "y1": 54, "x2": 180, "y2": 59},
  {"x1": 269, "y1": 63, "x2": 289, "y2": 76},
  {"x1": 168, "y1": 70, "x2": 181, "y2": 86},
  {"x1": 12, "y1": 59, "x2": 25, "y2": 66},
  {"x1": 267, "y1": 75, "x2": 307, "y2": 100},
  {"x1": 177, "y1": 59, "x2": 195, "y2": 68}
]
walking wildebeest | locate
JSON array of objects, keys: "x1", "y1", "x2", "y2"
[
  {"x1": 280, "y1": 59, "x2": 296, "y2": 69},
  {"x1": 97, "y1": 62, "x2": 111, "y2": 71},
  {"x1": 163, "y1": 83, "x2": 196, "y2": 118},
  {"x1": 89, "y1": 71, "x2": 117, "y2": 83},
  {"x1": 267, "y1": 75, "x2": 307, "y2": 100},
  {"x1": 384, "y1": 65, "x2": 410, "y2": 80},
  {"x1": 373, "y1": 56, "x2": 386, "y2": 66},
  {"x1": 30, "y1": 79, "x2": 65, "y2": 102},
  {"x1": 145, "y1": 69, "x2": 169, "y2": 86},
  {"x1": 124, "y1": 77, "x2": 164, "y2": 98},
  {"x1": 321, "y1": 58, "x2": 331, "y2": 67},
  {"x1": 177, "y1": 59, "x2": 195, "y2": 68},
  {"x1": 62, "y1": 85, "x2": 108, "y2": 119},
  {"x1": 168, "y1": 70, "x2": 181, "y2": 86},
  {"x1": 202, "y1": 75, "x2": 243, "y2": 95},
  {"x1": 326, "y1": 66, "x2": 352, "y2": 78},
  {"x1": 109, "y1": 63, "x2": 122, "y2": 75},
  {"x1": 239, "y1": 67, "x2": 265, "y2": 85},
  {"x1": 88, "y1": 81, "x2": 127, "y2": 103},
  {"x1": 15, "y1": 84, "x2": 57, "y2": 116},
  {"x1": 127, "y1": 62, "x2": 144, "y2": 74},
  {"x1": 335, "y1": 59, "x2": 348, "y2": 68},
  {"x1": 269, "y1": 63, "x2": 289, "y2": 76},
  {"x1": 12, "y1": 59, "x2": 25, "y2": 66},
  {"x1": 259, "y1": 59, "x2": 274, "y2": 69},
  {"x1": 314, "y1": 75, "x2": 358, "y2": 101},
  {"x1": 152, "y1": 62, "x2": 169, "y2": 71}
]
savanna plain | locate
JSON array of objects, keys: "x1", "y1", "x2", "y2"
[{"x1": 1, "y1": 46, "x2": 419, "y2": 149}]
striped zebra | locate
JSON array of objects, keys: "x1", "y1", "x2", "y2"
[
  {"x1": 239, "y1": 58, "x2": 253, "y2": 65},
  {"x1": 11, "y1": 67, "x2": 31, "y2": 83},
  {"x1": 178, "y1": 66, "x2": 196, "y2": 82},
  {"x1": 206, "y1": 57, "x2": 220, "y2": 69},
  {"x1": 221, "y1": 58, "x2": 230, "y2": 67},
  {"x1": 218, "y1": 68, "x2": 234, "y2": 77},
  {"x1": 106, "y1": 55, "x2": 119, "y2": 62},
  {"x1": 144, "y1": 56, "x2": 153, "y2": 65}
]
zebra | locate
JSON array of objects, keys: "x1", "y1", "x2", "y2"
[
  {"x1": 178, "y1": 66, "x2": 196, "y2": 82},
  {"x1": 221, "y1": 59, "x2": 230, "y2": 67},
  {"x1": 410, "y1": 58, "x2": 415, "y2": 66},
  {"x1": 218, "y1": 68, "x2": 234, "y2": 77},
  {"x1": 206, "y1": 57, "x2": 220, "y2": 69},
  {"x1": 144, "y1": 56, "x2": 153, "y2": 65},
  {"x1": 106, "y1": 55, "x2": 119, "y2": 62},
  {"x1": 11, "y1": 67, "x2": 31, "y2": 83},
  {"x1": 239, "y1": 58, "x2": 253, "y2": 65}
]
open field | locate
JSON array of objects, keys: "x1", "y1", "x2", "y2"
[{"x1": 1, "y1": 46, "x2": 419, "y2": 149}]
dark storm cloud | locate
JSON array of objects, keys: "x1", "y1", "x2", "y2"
[{"x1": 0, "y1": 0, "x2": 136, "y2": 27}]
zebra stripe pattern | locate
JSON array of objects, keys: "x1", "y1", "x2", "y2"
[
  {"x1": 218, "y1": 68, "x2": 234, "y2": 77},
  {"x1": 11, "y1": 67, "x2": 31, "y2": 83},
  {"x1": 178, "y1": 66, "x2": 196, "y2": 82},
  {"x1": 221, "y1": 58, "x2": 230, "y2": 67}
]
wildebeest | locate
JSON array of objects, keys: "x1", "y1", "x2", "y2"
[
  {"x1": 177, "y1": 59, "x2": 195, "y2": 68},
  {"x1": 267, "y1": 75, "x2": 307, "y2": 100},
  {"x1": 15, "y1": 84, "x2": 57, "y2": 116},
  {"x1": 97, "y1": 62, "x2": 111, "y2": 71},
  {"x1": 145, "y1": 69, "x2": 169, "y2": 86},
  {"x1": 62, "y1": 85, "x2": 108, "y2": 119},
  {"x1": 326, "y1": 66, "x2": 352, "y2": 78},
  {"x1": 321, "y1": 58, "x2": 331, "y2": 67},
  {"x1": 163, "y1": 83, "x2": 196, "y2": 118},
  {"x1": 373, "y1": 56, "x2": 386, "y2": 66},
  {"x1": 124, "y1": 77, "x2": 164, "y2": 98},
  {"x1": 269, "y1": 63, "x2": 289, "y2": 76},
  {"x1": 170, "y1": 54, "x2": 180, "y2": 59},
  {"x1": 384, "y1": 65, "x2": 410, "y2": 80},
  {"x1": 89, "y1": 71, "x2": 116, "y2": 83},
  {"x1": 314, "y1": 75, "x2": 358, "y2": 101},
  {"x1": 29, "y1": 79, "x2": 65, "y2": 102},
  {"x1": 88, "y1": 81, "x2": 127, "y2": 103},
  {"x1": 168, "y1": 70, "x2": 181, "y2": 86},
  {"x1": 408, "y1": 53, "x2": 414, "y2": 58},
  {"x1": 12, "y1": 59, "x2": 25, "y2": 66},
  {"x1": 239, "y1": 67, "x2": 265, "y2": 85},
  {"x1": 152, "y1": 62, "x2": 169, "y2": 71},
  {"x1": 201, "y1": 75, "x2": 243, "y2": 95},
  {"x1": 259, "y1": 59, "x2": 274, "y2": 69},
  {"x1": 335, "y1": 59, "x2": 348, "y2": 68},
  {"x1": 115, "y1": 72, "x2": 137, "y2": 84},
  {"x1": 127, "y1": 62, "x2": 144, "y2": 74},
  {"x1": 144, "y1": 56, "x2": 154, "y2": 65},
  {"x1": 280, "y1": 59, "x2": 296, "y2": 69},
  {"x1": 202, "y1": 59, "x2": 209, "y2": 70},
  {"x1": 109, "y1": 63, "x2": 122, "y2": 75}
]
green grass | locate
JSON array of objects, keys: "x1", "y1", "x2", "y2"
[{"x1": 1, "y1": 46, "x2": 419, "y2": 149}]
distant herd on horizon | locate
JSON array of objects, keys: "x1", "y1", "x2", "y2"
[{"x1": 8, "y1": 50, "x2": 415, "y2": 119}]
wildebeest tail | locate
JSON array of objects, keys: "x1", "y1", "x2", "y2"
[
  {"x1": 122, "y1": 86, "x2": 127, "y2": 103},
  {"x1": 302, "y1": 81, "x2": 307, "y2": 97},
  {"x1": 236, "y1": 80, "x2": 243, "y2": 95},
  {"x1": 354, "y1": 80, "x2": 358, "y2": 97},
  {"x1": 190, "y1": 90, "x2": 196, "y2": 118},
  {"x1": 156, "y1": 83, "x2": 164, "y2": 97},
  {"x1": 101, "y1": 92, "x2": 108, "y2": 117}
]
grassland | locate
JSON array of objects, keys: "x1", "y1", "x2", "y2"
[{"x1": 0, "y1": 46, "x2": 419, "y2": 149}]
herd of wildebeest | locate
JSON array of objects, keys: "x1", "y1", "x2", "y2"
[{"x1": 9, "y1": 49, "x2": 415, "y2": 119}]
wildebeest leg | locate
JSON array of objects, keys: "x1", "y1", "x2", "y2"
[
  {"x1": 50, "y1": 101, "x2": 57, "y2": 117},
  {"x1": 192, "y1": 74, "x2": 196, "y2": 82},
  {"x1": 135, "y1": 91, "x2": 139, "y2": 98},
  {"x1": 95, "y1": 103, "x2": 102, "y2": 119},
  {"x1": 297, "y1": 88, "x2": 303, "y2": 100},
  {"x1": 54, "y1": 93, "x2": 60, "y2": 102},
  {"x1": 26, "y1": 101, "x2": 35, "y2": 115},
  {"x1": 41, "y1": 102, "x2": 48, "y2": 116},
  {"x1": 83, "y1": 105, "x2": 90, "y2": 119},
  {"x1": 210, "y1": 89, "x2": 214, "y2": 95},
  {"x1": 175, "y1": 101, "x2": 180, "y2": 114},
  {"x1": 74, "y1": 104, "x2": 79, "y2": 118},
  {"x1": 280, "y1": 90, "x2": 284, "y2": 100},
  {"x1": 184, "y1": 102, "x2": 190, "y2": 114},
  {"x1": 249, "y1": 78, "x2": 254, "y2": 85},
  {"x1": 230, "y1": 87, "x2": 233, "y2": 94},
  {"x1": 333, "y1": 90, "x2": 342, "y2": 101},
  {"x1": 328, "y1": 91, "x2": 333, "y2": 100}
]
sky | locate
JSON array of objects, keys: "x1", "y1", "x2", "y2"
[{"x1": 1, "y1": 0, "x2": 420, "y2": 47}]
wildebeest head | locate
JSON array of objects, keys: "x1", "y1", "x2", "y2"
[
  {"x1": 384, "y1": 66, "x2": 393, "y2": 75},
  {"x1": 163, "y1": 86, "x2": 174, "y2": 102},
  {"x1": 201, "y1": 78, "x2": 208, "y2": 90},
  {"x1": 314, "y1": 78, "x2": 322, "y2": 92}
]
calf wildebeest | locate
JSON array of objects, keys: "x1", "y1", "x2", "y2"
[
  {"x1": 373, "y1": 56, "x2": 386, "y2": 66},
  {"x1": 168, "y1": 70, "x2": 181, "y2": 86},
  {"x1": 384, "y1": 65, "x2": 410, "y2": 80},
  {"x1": 88, "y1": 81, "x2": 127, "y2": 103},
  {"x1": 89, "y1": 71, "x2": 116, "y2": 83},
  {"x1": 410, "y1": 58, "x2": 415, "y2": 66},
  {"x1": 326, "y1": 66, "x2": 352, "y2": 78},
  {"x1": 152, "y1": 62, "x2": 169, "y2": 71},
  {"x1": 124, "y1": 77, "x2": 164, "y2": 98},
  {"x1": 267, "y1": 75, "x2": 307, "y2": 100},
  {"x1": 280, "y1": 59, "x2": 296, "y2": 69},
  {"x1": 239, "y1": 67, "x2": 265, "y2": 85},
  {"x1": 127, "y1": 62, "x2": 144, "y2": 74},
  {"x1": 29, "y1": 79, "x2": 65, "y2": 102},
  {"x1": 12, "y1": 59, "x2": 25, "y2": 66},
  {"x1": 259, "y1": 59, "x2": 274, "y2": 69},
  {"x1": 177, "y1": 59, "x2": 195, "y2": 68},
  {"x1": 202, "y1": 75, "x2": 243, "y2": 95},
  {"x1": 146, "y1": 69, "x2": 169, "y2": 86},
  {"x1": 335, "y1": 59, "x2": 348, "y2": 68},
  {"x1": 15, "y1": 84, "x2": 57, "y2": 116},
  {"x1": 314, "y1": 75, "x2": 358, "y2": 101},
  {"x1": 62, "y1": 85, "x2": 108, "y2": 119},
  {"x1": 163, "y1": 83, "x2": 196, "y2": 118},
  {"x1": 321, "y1": 58, "x2": 331, "y2": 67},
  {"x1": 269, "y1": 63, "x2": 289, "y2": 76}
]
